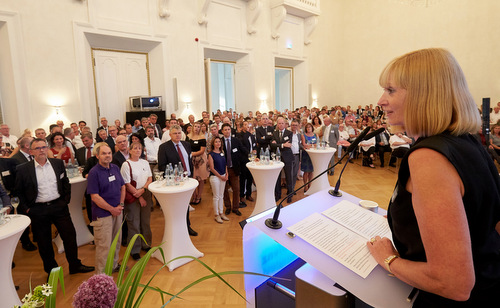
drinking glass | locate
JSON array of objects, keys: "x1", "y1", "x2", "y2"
[{"x1": 11, "y1": 197, "x2": 19, "y2": 214}]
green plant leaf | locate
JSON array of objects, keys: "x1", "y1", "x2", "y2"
[
  {"x1": 46, "y1": 267, "x2": 65, "y2": 308},
  {"x1": 104, "y1": 218, "x2": 126, "y2": 276}
]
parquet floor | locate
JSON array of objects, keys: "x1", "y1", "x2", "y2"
[{"x1": 12, "y1": 157, "x2": 399, "y2": 307}]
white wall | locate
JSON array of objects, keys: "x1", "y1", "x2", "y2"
[
  {"x1": 306, "y1": 0, "x2": 500, "y2": 109},
  {"x1": 1, "y1": 0, "x2": 499, "y2": 136}
]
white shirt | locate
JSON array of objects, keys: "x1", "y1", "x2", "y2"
[
  {"x1": 161, "y1": 130, "x2": 186, "y2": 143},
  {"x1": 2, "y1": 134, "x2": 18, "y2": 147},
  {"x1": 73, "y1": 135, "x2": 84, "y2": 149},
  {"x1": 120, "y1": 159, "x2": 152, "y2": 189},
  {"x1": 389, "y1": 135, "x2": 411, "y2": 150},
  {"x1": 34, "y1": 159, "x2": 60, "y2": 203},
  {"x1": 291, "y1": 132, "x2": 300, "y2": 154},
  {"x1": 339, "y1": 130, "x2": 349, "y2": 141},
  {"x1": 491, "y1": 111, "x2": 500, "y2": 124},
  {"x1": 144, "y1": 136, "x2": 161, "y2": 163}
]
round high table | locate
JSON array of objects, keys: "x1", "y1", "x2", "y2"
[
  {"x1": 148, "y1": 178, "x2": 204, "y2": 271},
  {"x1": 305, "y1": 148, "x2": 336, "y2": 195},
  {"x1": 247, "y1": 161, "x2": 284, "y2": 217},
  {"x1": 0, "y1": 214, "x2": 30, "y2": 307},
  {"x1": 54, "y1": 175, "x2": 94, "y2": 253}
]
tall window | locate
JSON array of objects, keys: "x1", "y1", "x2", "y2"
[
  {"x1": 210, "y1": 61, "x2": 235, "y2": 112},
  {"x1": 275, "y1": 67, "x2": 293, "y2": 111}
]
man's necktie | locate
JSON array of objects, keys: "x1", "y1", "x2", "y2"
[
  {"x1": 226, "y1": 139, "x2": 232, "y2": 168},
  {"x1": 177, "y1": 144, "x2": 187, "y2": 172}
]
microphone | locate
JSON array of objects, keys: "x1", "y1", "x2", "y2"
[
  {"x1": 362, "y1": 127, "x2": 385, "y2": 141},
  {"x1": 265, "y1": 126, "x2": 371, "y2": 229}
]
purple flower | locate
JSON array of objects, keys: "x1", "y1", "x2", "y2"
[{"x1": 72, "y1": 274, "x2": 118, "y2": 308}]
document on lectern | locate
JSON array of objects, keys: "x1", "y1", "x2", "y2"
[{"x1": 287, "y1": 200, "x2": 392, "y2": 278}]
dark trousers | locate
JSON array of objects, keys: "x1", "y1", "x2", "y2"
[
  {"x1": 239, "y1": 165, "x2": 253, "y2": 198},
  {"x1": 390, "y1": 147, "x2": 409, "y2": 164},
  {"x1": 224, "y1": 168, "x2": 240, "y2": 210},
  {"x1": 378, "y1": 144, "x2": 392, "y2": 166},
  {"x1": 292, "y1": 154, "x2": 300, "y2": 190},
  {"x1": 29, "y1": 198, "x2": 81, "y2": 274},
  {"x1": 275, "y1": 160, "x2": 294, "y2": 200}
]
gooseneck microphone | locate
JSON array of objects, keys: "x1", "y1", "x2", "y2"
[{"x1": 265, "y1": 126, "x2": 371, "y2": 229}]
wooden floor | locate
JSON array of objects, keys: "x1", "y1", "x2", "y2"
[{"x1": 12, "y1": 157, "x2": 399, "y2": 307}]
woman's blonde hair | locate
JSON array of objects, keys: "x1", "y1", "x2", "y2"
[{"x1": 379, "y1": 48, "x2": 480, "y2": 137}]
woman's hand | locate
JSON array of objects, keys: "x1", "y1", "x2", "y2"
[
  {"x1": 139, "y1": 196, "x2": 147, "y2": 207},
  {"x1": 366, "y1": 236, "x2": 399, "y2": 270},
  {"x1": 133, "y1": 187, "x2": 144, "y2": 198}
]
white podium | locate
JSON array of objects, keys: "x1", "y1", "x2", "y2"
[
  {"x1": 54, "y1": 175, "x2": 94, "y2": 253},
  {"x1": 148, "y1": 179, "x2": 204, "y2": 271},
  {"x1": 246, "y1": 161, "x2": 284, "y2": 217},
  {"x1": 0, "y1": 215, "x2": 30, "y2": 307},
  {"x1": 304, "y1": 148, "x2": 336, "y2": 195},
  {"x1": 243, "y1": 189, "x2": 413, "y2": 308}
]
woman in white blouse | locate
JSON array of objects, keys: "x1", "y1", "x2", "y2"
[{"x1": 120, "y1": 142, "x2": 153, "y2": 261}]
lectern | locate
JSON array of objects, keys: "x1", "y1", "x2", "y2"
[{"x1": 242, "y1": 188, "x2": 414, "y2": 307}]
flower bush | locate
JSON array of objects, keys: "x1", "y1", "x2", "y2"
[
  {"x1": 72, "y1": 273, "x2": 118, "y2": 308},
  {"x1": 15, "y1": 283, "x2": 52, "y2": 308}
]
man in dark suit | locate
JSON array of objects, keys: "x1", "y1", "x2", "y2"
[
  {"x1": 255, "y1": 113, "x2": 274, "y2": 157},
  {"x1": 221, "y1": 123, "x2": 248, "y2": 216},
  {"x1": 95, "y1": 117, "x2": 109, "y2": 142},
  {"x1": 136, "y1": 117, "x2": 149, "y2": 139},
  {"x1": 236, "y1": 121, "x2": 256, "y2": 203},
  {"x1": 157, "y1": 124, "x2": 197, "y2": 236},
  {"x1": 75, "y1": 132, "x2": 94, "y2": 167},
  {"x1": 12, "y1": 137, "x2": 32, "y2": 165},
  {"x1": 271, "y1": 116, "x2": 295, "y2": 203},
  {"x1": 111, "y1": 135, "x2": 129, "y2": 168},
  {"x1": 15, "y1": 138, "x2": 94, "y2": 275},
  {"x1": 1, "y1": 154, "x2": 37, "y2": 251},
  {"x1": 375, "y1": 123, "x2": 392, "y2": 167},
  {"x1": 149, "y1": 114, "x2": 163, "y2": 140}
]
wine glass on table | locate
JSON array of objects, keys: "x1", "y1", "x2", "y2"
[{"x1": 11, "y1": 197, "x2": 19, "y2": 215}]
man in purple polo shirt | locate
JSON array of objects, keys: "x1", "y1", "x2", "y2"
[{"x1": 87, "y1": 142, "x2": 125, "y2": 273}]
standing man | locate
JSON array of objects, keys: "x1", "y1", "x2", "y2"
[
  {"x1": 157, "y1": 124, "x2": 198, "y2": 236},
  {"x1": 112, "y1": 135, "x2": 129, "y2": 168},
  {"x1": 144, "y1": 125, "x2": 161, "y2": 167},
  {"x1": 271, "y1": 117, "x2": 295, "y2": 203},
  {"x1": 12, "y1": 137, "x2": 33, "y2": 164},
  {"x1": 149, "y1": 114, "x2": 163, "y2": 139},
  {"x1": 86, "y1": 143, "x2": 126, "y2": 273},
  {"x1": 289, "y1": 119, "x2": 303, "y2": 192},
  {"x1": 255, "y1": 114, "x2": 274, "y2": 157},
  {"x1": 320, "y1": 115, "x2": 339, "y2": 175},
  {"x1": 96, "y1": 117, "x2": 109, "y2": 140},
  {"x1": 237, "y1": 121, "x2": 256, "y2": 202},
  {"x1": 75, "y1": 132, "x2": 94, "y2": 167},
  {"x1": 137, "y1": 117, "x2": 150, "y2": 139},
  {"x1": 15, "y1": 138, "x2": 94, "y2": 275},
  {"x1": 221, "y1": 123, "x2": 248, "y2": 216}
]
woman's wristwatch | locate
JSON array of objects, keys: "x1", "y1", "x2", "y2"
[{"x1": 384, "y1": 255, "x2": 399, "y2": 274}]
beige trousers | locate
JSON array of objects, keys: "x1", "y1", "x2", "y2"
[{"x1": 91, "y1": 213, "x2": 122, "y2": 273}]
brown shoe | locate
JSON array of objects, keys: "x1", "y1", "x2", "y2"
[{"x1": 246, "y1": 196, "x2": 255, "y2": 202}]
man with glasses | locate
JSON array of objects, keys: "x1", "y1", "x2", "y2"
[{"x1": 15, "y1": 138, "x2": 94, "y2": 275}]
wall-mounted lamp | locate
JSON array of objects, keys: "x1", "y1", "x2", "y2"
[
  {"x1": 311, "y1": 95, "x2": 318, "y2": 108},
  {"x1": 259, "y1": 94, "x2": 269, "y2": 113},
  {"x1": 54, "y1": 106, "x2": 62, "y2": 115}
]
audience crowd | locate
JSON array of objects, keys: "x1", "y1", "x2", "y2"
[{"x1": 0, "y1": 101, "x2": 498, "y2": 276}]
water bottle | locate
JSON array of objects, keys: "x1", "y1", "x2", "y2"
[
  {"x1": 264, "y1": 147, "x2": 270, "y2": 165},
  {"x1": 164, "y1": 166, "x2": 171, "y2": 186},
  {"x1": 276, "y1": 147, "x2": 281, "y2": 162},
  {"x1": 260, "y1": 148, "x2": 264, "y2": 161},
  {"x1": 173, "y1": 164, "x2": 180, "y2": 185},
  {"x1": 178, "y1": 164, "x2": 184, "y2": 181}
]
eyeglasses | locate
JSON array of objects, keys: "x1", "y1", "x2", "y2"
[{"x1": 32, "y1": 146, "x2": 48, "y2": 151}]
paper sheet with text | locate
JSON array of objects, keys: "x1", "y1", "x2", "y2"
[{"x1": 288, "y1": 200, "x2": 392, "y2": 278}]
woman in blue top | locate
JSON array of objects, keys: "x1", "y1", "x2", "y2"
[
  {"x1": 300, "y1": 122, "x2": 317, "y2": 192},
  {"x1": 368, "y1": 48, "x2": 500, "y2": 307},
  {"x1": 208, "y1": 136, "x2": 229, "y2": 224}
]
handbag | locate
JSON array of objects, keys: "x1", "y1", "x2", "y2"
[{"x1": 124, "y1": 161, "x2": 137, "y2": 204}]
